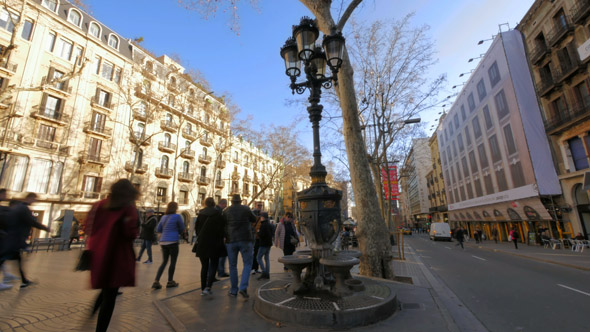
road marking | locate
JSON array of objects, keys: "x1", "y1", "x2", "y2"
[
  {"x1": 471, "y1": 255, "x2": 486, "y2": 261},
  {"x1": 558, "y1": 284, "x2": 590, "y2": 297}
]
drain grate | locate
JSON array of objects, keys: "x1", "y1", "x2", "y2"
[{"x1": 401, "y1": 303, "x2": 422, "y2": 310}]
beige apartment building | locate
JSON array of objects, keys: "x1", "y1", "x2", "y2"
[
  {"x1": 400, "y1": 138, "x2": 432, "y2": 228},
  {"x1": 518, "y1": 0, "x2": 590, "y2": 239},
  {"x1": 0, "y1": 0, "x2": 280, "y2": 237},
  {"x1": 426, "y1": 122, "x2": 448, "y2": 224}
]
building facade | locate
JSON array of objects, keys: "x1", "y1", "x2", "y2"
[
  {"x1": 401, "y1": 138, "x2": 432, "y2": 228},
  {"x1": 518, "y1": 0, "x2": 590, "y2": 239},
  {"x1": 439, "y1": 29, "x2": 561, "y2": 242},
  {"x1": 0, "y1": 0, "x2": 280, "y2": 238}
]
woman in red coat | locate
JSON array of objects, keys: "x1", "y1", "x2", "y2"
[{"x1": 86, "y1": 179, "x2": 139, "y2": 332}]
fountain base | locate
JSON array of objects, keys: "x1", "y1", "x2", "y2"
[{"x1": 254, "y1": 275, "x2": 398, "y2": 329}]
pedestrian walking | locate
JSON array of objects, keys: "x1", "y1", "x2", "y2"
[
  {"x1": 0, "y1": 193, "x2": 48, "y2": 288},
  {"x1": 455, "y1": 227, "x2": 465, "y2": 249},
  {"x1": 85, "y1": 179, "x2": 139, "y2": 332},
  {"x1": 491, "y1": 227, "x2": 498, "y2": 244},
  {"x1": 256, "y1": 212, "x2": 273, "y2": 280},
  {"x1": 194, "y1": 197, "x2": 226, "y2": 296},
  {"x1": 274, "y1": 212, "x2": 299, "y2": 269},
  {"x1": 68, "y1": 220, "x2": 80, "y2": 249},
  {"x1": 152, "y1": 202, "x2": 185, "y2": 289},
  {"x1": 0, "y1": 188, "x2": 18, "y2": 291},
  {"x1": 136, "y1": 209, "x2": 157, "y2": 264},
  {"x1": 222, "y1": 194, "x2": 257, "y2": 298},
  {"x1": 509, "y1": 227, "x2": 519, "y2": 249},
  {"x1": 473, "y1": 229, "x2": 480, "y2": 243},
  {"x1": 251, "y1": 202, "x2": 263, "y2": 274},
  {"x1": 215, "y1": 199, "x2": 229, "y2": 278}
]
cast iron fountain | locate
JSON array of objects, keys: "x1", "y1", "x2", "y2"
[{"x1": 254, "y1": 17, "x2": 398, "y2": 329}]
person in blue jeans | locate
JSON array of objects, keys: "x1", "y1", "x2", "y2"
[
  {"x1": 256, "y1": 212, "x2": 273, "y2": 280},
  {"x1": 152, "y1": 202, "x2": 185, "y2": 289},
  {"x1": 222, "y1": 194, "x2": 256, "y2": 298}
]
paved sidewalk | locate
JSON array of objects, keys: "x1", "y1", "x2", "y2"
[
  {"x1": 462, "y1": 239, "x2": 590, "y2": 271},
  {"x1": 0, "y1": 243, "x2": 469, "y2": 332}
]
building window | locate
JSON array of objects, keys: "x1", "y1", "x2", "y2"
[
  {"x1": 554, "y1": 9, "x2": 568, "y2": 29},
  {"x1": 453, "y1": 114, "x2": 460, "y2": 129},
  {"x1": 74, "y1": 46, "x2": 83, "y2": 65},
  {"x1": 89, "y1": 22, "x2": 101, "y2": 38},
  {"x1": 489, "y1": 135, "x2": 502, "y2": 163},
  {"x1": 574, "y1": 81, "x2": 590, "y2": 106},
  {"x1": 452, "y1": 141, "x2": 458, "y2": 158},
  {"x1": 132, "y1": 149, "x2": 143, "y2": 167},
  {"x1": 114, "y1": 68, "x2": 121, "y2": 83},
  {"x1": 108, "y1": 34, "x2": 119, "y2": 49},
  {"x1": 0, "y1": 8, "x2": 17, "y2": 33},
  {"x1": 21, "y1": 20, "x2": 33, "y2": 41},
  {"x1": 46, "y1": 32, "x2": 56, "y2": 52},
  {"x1": 503, "y1": 124, "x2": 517, "y2": 155},
  {"x1": 568, "y1": 137, "x2": 589, "y2": 170},
  {"x1": 164, "y1": 133, "x2": 171, "y2": 145},
  {"x1": 42, "y1": 0, "x2": 58, "y2": 11},
  {"x1": 477, "y1": 79, "x2": 487, "y2": 101},
  {"x1": 182, "y1": 161, "x2": 190, "y2": 173},
  {"x1": 477, "y1": 143, "x2": 489, "y2": 168},
  {"x1": 455, "y1": 163, "x2": 462, "y2": 181},
  {"x1": 200, "y1": 166, "x2": 207, "y2": 177},
  {"x1": 488, "y1": 61, "x2": 500, "y2": 88},
  {"x1": 550, "y1": 96, "x2": 567, "y2": 121},
  {"x1": 67, "y1": 9, "x2": 82, "y2": 27},
  {"x1": 472, "y1": 115, "x2": 482, "y2": 139},
  {"x1": 26, "y1": 158, "x2": 53, "y2": 193},
  {"x1": 49, "y1": 162, "x2": 63, "y2": 194},
  {"x1": 469, "y1": 150, "x2": 478, "y2": 175},
  {"x1": 496, "y1": 167, "x2": 508, "y2": 191},
  {"x1": 88, "y1": 137, "x2": 102, "y2": 159},
  {"x1": 468, "y1": 93, "x2": 476, "y2": 112},
  {"x1": 0, "y1": 155, "x2": 28, "y2": 191},
  {"x1": 161, "y1": 155, "x2": 169, "y2": 169},
  {"x1": 179, "y1": 189, "x2": 189, "y2": 205},
  {"x1": 55, "y1": 38, "x2": 73, "y2": 60},
  {"x1": 95, "y1": 89, "x2": 111, "y2": 108},
  {"x1": 457, "y1": 133, "x2": 464, "y2": 152},
  {"x1": 461, "y1": 156, "x2": 470, "y2": 178},
  {"x1": 460, "y1": 105, "x2": 466, "y2": 121},
  {"x1": 157, "y1": 187, "x2": 167, "y2": 202},
  {"x1": 510, "y1": 161, "x2": 526, "y2": 187},
  {"x1": 464, "y1": 126, "x2": 472, "y2": 146},
  {"x1": 82, "y1": 175, "x2": 102, "y2": 198},
  {"x1": 473, "y1": 178, "x2": 483, "y2": 197},
  {"x1": 494, "y1": 90, "x2": 509, "y2": 119},
  {"x1": 101, "y1": 61, "x2": 114, "y2": 80},
  {"x1": 459, "y1": 185, "x2": 466, "y2": 201},
  {"x1": 37, "y1": 124, "x2": 56, "y2": 144},
  {"x1": 91, "y1": 111, "x2": 106, "y2": 132},
  {"x1": 482, "y1": 105, "x2": 493, "y2": 130},
  {"x1": 41, "y1": 94, "x2": 63, "y2": 118},
  {"x1": 483, "y1": 173, "x2": 494, "y2": 194}
]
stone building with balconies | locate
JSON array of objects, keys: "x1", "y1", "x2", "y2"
[
  {"x1": 0, "y1": 0, "x2": 280, "y2": 238},
  {"x1": 427, "y1": 119, "x2": 448, "y2": 225},
  {"x1": 518, "y1": 0, "x2": 590, "y2": 239}
]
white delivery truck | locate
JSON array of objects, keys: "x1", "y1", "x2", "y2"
[{"x1": 429, "y1": 223, "x2": 452, "y2": 241}]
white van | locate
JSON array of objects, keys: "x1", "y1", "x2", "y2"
[{"x1": 429, "y1": 223, "x2": 452, "y2": 241}]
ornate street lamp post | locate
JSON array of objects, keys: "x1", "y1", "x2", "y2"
[{"x1": 279, "y1": 17, "x2": 349, "y2": 294}]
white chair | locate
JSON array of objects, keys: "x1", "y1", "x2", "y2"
[
  {"x1": 542, "y1": 239, "x2": 551, "y2": 248},
  {"x1": 550, "y1": 239, "x2": 561, "y2": 250},
  {"x1": 567, "y1": 239, "x2": 579, "y2": 252}
]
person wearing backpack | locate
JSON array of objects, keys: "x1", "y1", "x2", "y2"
[
  {"x1": 137, "y1": 209, "x2": 157, "y2": 264},
  {"x1": 152, "y1": 202, "x2": 185, "y2": 289}
]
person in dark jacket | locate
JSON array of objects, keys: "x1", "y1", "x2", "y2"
[
  {"x1": 68, "y1": 220, "x2": 80, "y2": 249},
  {"x1": 195, "y1": 197, "x2": 226, "y2": 295},
  {"x1": 256, "y1": 212, "x2": 273, "y2": 280},
  {"x1": 136, "y1": 209, "x2": 157, "y2": 264},
  {"x1": 0, "y1": 193, "x2": 48, "y2": 288},
  {"x1": 251, "y1": 202, "x2": 263, "y2": 274},
  {"x1": 455, "y1": 227, "x2": 465, "y2": 249},
  {"x1": 215, "y1": 199, "x2": 229, "y2": 278},
  {"x1": 222, "y1": 194, "x2": 256, "y2": 298}
]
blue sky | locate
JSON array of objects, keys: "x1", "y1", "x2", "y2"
[{"x1": 84, "y1": 0, "x2": 534, "y2": 146}]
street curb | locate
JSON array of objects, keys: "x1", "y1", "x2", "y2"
[
  {"x1": 473, "y1": 246, "x2": 590, "y2": 272},
  {"x1": 153, "y1": 297, "x2": 187, "y2": 332}
]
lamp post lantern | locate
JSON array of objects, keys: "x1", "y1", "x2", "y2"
[{"x1": 279, "y1": 17, "x2": 349, "y2": 294}]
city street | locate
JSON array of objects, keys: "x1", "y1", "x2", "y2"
[{"x1": 405, "y1": 233, "x2": 590, "y2": 332}]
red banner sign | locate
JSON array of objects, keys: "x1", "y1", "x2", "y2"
[{"x1": 381, "y1": 166, "x2": 399, "y2": 200}]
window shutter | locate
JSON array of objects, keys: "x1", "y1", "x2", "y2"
[
  {"x1": 40, "y1": 94, "x2": 48, "y2": 113},
  {"x1": 82, "y1": 175, "x2": 88, "y2": 191},
  {"x1": 95, "y1": 177, "x2": 103, "y2": 193}
]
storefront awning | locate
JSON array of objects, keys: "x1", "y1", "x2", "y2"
[{"x1": 448, "y1": 196, "x2": 552, "y2": 222}]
